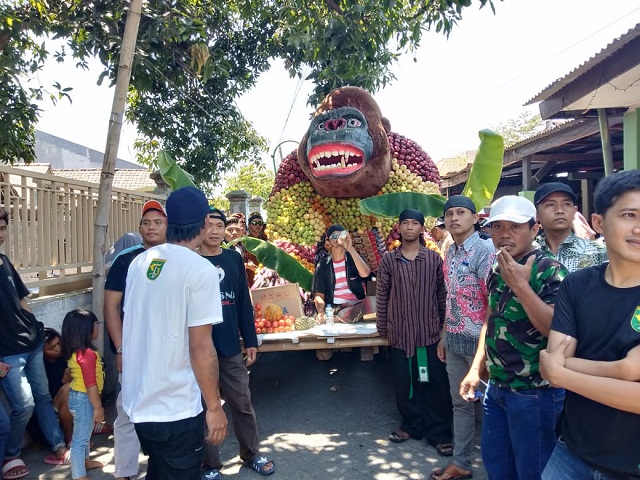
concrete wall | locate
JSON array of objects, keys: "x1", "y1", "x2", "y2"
[{"x1": 28, "y1": 289, "x2": 119, "y2": 396}]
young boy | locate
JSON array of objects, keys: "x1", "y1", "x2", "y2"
[{"x1": 540, "y1": 170, "x2": 640, "y2": 479}]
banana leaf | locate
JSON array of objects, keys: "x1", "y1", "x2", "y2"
[
  {"x1": 157, "y1": 150, "x2": 196, "y2": 190},
  {"x1": 235, "y1": 236, "x2": 313, "y2": 292},
  {"x1": 461, "y1": 129, "x2": 504, "y2": 211},
  {"x1": 360, "y1": 192, "x2": 447, "y2": 218},
  {"x1": 359, "y1": 129, "x2": 504, "y2": 219}
]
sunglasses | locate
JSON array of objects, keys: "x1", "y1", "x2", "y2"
[{"x1": 250, "y1": 221, "x2": 264, "y2": 226}]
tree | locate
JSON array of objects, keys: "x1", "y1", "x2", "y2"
[
  {"x1": 1, "y1": 0, "x2": 497, "y2": 183},
  {"x1": 492, "y1": 111, "x2": 544, "y2": 147},
  {"x1": 211, "y1": 163, "x2": 275, "y2": 211}
]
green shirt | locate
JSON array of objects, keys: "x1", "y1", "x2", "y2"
[
  {"x1": 536, "y1": 231, "x2": 607, "y2": 273},
  {"x1": 486, "y1": 249, "x2": 568, "y2": 389}
]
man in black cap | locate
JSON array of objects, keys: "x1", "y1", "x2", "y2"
[
  {"x1": 534, "y1": 182, "x2": 606, "y2": 272},
  {"x1": 122, "y1": 186, "x2": 228, "y2": 480},
  {"x1": 377, "y1": 209, "x2": 453, "y2": 456},
  {"x1": 312, "y1": 224, "x2": 371, "y2": 324},
  {"x1": 433, "y1": 195, "x2": 495, "y2": 480}
]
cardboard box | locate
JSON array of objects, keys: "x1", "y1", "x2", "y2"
[{"x1": 250, "y1": 283, "x2": 304, "y2": 318}]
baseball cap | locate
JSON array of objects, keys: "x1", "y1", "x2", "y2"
[
  {"x1": 534, "y1": 182, "x2": 578, "y2": 205},
  {"x1": 486, "y1": 196, "x2": 536, "y2": 225},
  {"x1": 165, "y1": 187, "x2": 210, "y2": 225},
  {"x1": 434, "y1": 217, "x2": 445, "y2": 227},
  {"x1": 141, "y1": 199, "x2": 166, "y2": 217}
]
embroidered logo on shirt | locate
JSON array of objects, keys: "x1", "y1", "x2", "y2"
[
  {"x1": 147, "y1": 259, "x2": 167, "y2": 280},
  {"x1": 631, "y1": 306, "x2": 640, "y2": 333}
]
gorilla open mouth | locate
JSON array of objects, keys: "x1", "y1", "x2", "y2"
[{"x1": 307, "y1": 144, "x2": 364, "y2": 177}]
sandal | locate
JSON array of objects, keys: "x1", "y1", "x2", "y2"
[
  {"x1": 44, "y1": 449, "x2": 71, "y2": 465},
  {"x1": 431, "y1": 464, "x2": 473, "y2": 480},
  {"x1": 436, "y1": 443, "x2": 454, "y2": 457},
  {"x1": 2, "y1": 458, "x2": 29, "y2": 480},
  {"x1": 92, "y1": 422, "x2": 114, "y2": 435},
  {"x1": 243, "y1": 455, "x2": 276, "y2": 476},
  {"x1": 388, "y1": 429, "x2": 411, "y2": 443},
  {"x1": 202, "y1": 468, "x2": 222, "y2": 480}
]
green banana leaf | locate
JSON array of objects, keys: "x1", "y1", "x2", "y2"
[
  {"x1": 360, "y1": 192, "x2": 447, "y2": 218},
  {"x1": 461, "y1": 129, "x2": 504, "y2": 211},
  {"x1": 359, "y1": 129, "x2": 504, "y2": 218},
  {"x1": 157, "y1": 150, "x2": 196, "y2": 190},
  {"x1": 235, "y1": 236, "x2": 313, "y2": 292}
]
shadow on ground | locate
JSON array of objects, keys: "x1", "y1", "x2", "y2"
[{"x1": 22, "y1": 348, "x2": 486, "y2": 479}]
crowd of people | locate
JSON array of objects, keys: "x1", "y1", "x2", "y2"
[{"x1": 0, "y1": 170, "x2": 639, "y2": 480}]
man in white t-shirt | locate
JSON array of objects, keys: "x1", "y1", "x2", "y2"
[{"x1": 122, "y1": 186, "x2": 227, "y2": 480}]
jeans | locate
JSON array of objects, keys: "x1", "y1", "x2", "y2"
[
  {"x1": 135, "y1": 412, "x2": 204, "y2": 480},
  {"x1": 114, "y1": 375, "x2": 141, "y2": 477},
  {"x1": 204, "y1": 353, "x2": 260, "y2": 469},
  {"x1": 68, "y1": 390, "x2": 93, "y2": 479},
  {"x1": 1, "y1": 343, "x2": 65, "y2": 458},
  {"x1": 542, "y1": 438, "x2": 618, "y2": 480},
  {"x1": 446, "y1": 351, "x2": 479, "y2": 471},
  {"x1": 481, "y1": 381, "x2": 564, "y2": 480},
  {"x1": 0, "y1": 404, "x2": 9, "y2": 463}
]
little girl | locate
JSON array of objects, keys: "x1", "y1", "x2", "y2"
[{"x1": 61, "y1": 309, "x2": 105, "y2": 479}]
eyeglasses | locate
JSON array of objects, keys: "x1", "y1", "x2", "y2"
[{"x1": 250, "y1": 221, "x2": 264, "y2": 226}]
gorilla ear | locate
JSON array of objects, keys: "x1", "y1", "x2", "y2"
[{"x1": 381, "y1": 117, "x2": 391, "y2": 133}]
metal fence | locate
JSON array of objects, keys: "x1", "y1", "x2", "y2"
[{"x1": 0, "y1": 165, "x2": 165, "y2": 295}]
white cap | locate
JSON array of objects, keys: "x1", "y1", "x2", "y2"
[{"x1": 486, "y1": 195, "x2": 536, "y2": 224}]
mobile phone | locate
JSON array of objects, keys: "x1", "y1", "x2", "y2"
[
  {"x1": 0, "y1": 362, "x2": 10, "y2": 378},
  {"x1": 338, "y1": 230, "x2": 348, "y2": 240}
]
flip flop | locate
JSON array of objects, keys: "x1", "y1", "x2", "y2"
[
  {"x1": 431, "y1": 464, "x2": 473, "y2": 480},
  {"x1": 436, "y1": 443, "x2": 455, "y2": 457},
  {"x1": 44, "y1": 450, "x2": 71, "y2": 465},
  {"x1": 202, "y1": 468, "x2": 222, "y2": 480},
  {"x1": 243, "y1": 455, "x2": 275, "y2": 476},
  {"x1": 388, "y1": 429, "x2": 411, "y2": 443},
  {"x1": 2, "y1": 458, "x2": 29, "y2": 480},
  {"x1": 92, "y1": 422, "x2": 114, "y2": 435}
]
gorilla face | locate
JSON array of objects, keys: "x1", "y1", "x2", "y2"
[
  {"x1": 297, "y1": 87, "x2": 391, "y2": 198},
  {"x1": 305, "y1": 107, "x2": 373, "y2": 178}
]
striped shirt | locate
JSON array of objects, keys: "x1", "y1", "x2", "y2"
[
  {"x1": 332, "y1": 259, "x2": 358, "y2": 304},
  {"x1": 376, "y1": 246, "x2": 446, "y2": 358}
]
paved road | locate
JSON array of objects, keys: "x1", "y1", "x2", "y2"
[{"x1": 23, "y1": 348, "x2": 487, "y2": 479}]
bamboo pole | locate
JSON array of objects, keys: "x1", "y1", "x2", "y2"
[{"x1": 92, "y1": 0, "x2": 144, "y2": 353}]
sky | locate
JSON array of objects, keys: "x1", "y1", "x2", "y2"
[{"x1": 34, "y1": 0, "x2": 640, "y2": 172}]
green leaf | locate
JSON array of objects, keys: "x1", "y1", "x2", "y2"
[
  {"x1": 157, "y1": 150, "x2": 196, "y2": 190},
  {"x1": 237, "y1": 237, "x2": 313, "y2": 292},
  {"x1": 359, "y1": 192, "x2": 447, "y2": 219},
  {"x1": 461, "y1": 129, "x2": 504, "y2": 211}
]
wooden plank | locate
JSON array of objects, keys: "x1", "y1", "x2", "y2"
[{"x1": 256, "y1": 336, "x2": 389, "y2": 352}]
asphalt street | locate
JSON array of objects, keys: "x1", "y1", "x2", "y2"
[{"x1": 23, "y1": 348, "x2": 487, "y2": 479}]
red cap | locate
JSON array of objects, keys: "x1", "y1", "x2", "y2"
[{"x1": 141, "y1": 200, "x2": 166, "y2": 218}]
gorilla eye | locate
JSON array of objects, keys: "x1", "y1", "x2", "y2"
[
  {"x1": 317, "y1": 123, "x2": 326, "y2": 131},
  {"x1": 346, "y1": 118, "x2": 362, "y2": 127}
]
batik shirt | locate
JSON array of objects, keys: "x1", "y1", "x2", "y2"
[
  {"x1": 443, "y1": 232, "x2": 495, "y2": 356},
  {"x1": 486, "y1": 249, "x2": 567, "y2": 389},
  {"x1": 536, "y1": 231, "x2": 607, "y2": 273}
]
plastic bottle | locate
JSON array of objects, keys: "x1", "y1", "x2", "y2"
[{"x1": 325, "y1": 304, "x2": 334, "y2": 326}]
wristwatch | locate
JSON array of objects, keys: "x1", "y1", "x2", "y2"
[{"x1": 116, "y1": 346, "x2": 123, "y2": 355}]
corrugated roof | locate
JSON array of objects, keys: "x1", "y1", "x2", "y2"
[
  {"x1": 526, "y1": 23, "x2": 640, "y2": 105},
  {"x1": 53, "y1": 169, "x2": 156, "y2": 192}
]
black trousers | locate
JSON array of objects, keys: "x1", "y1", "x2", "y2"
[
  {"x1": 135, "y1": 412, "x2": 204, "y2": 480},
  {"x1": 390, "y1": 344, "x2": 453, "y2": 446}
]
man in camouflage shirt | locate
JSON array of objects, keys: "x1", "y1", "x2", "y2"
[
  {"x1": 460, "y1": 196, "x2": 568, "y2": 480},
  {"x1": 534, "y1": 182, "x2": 607, "y2": 272}
]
